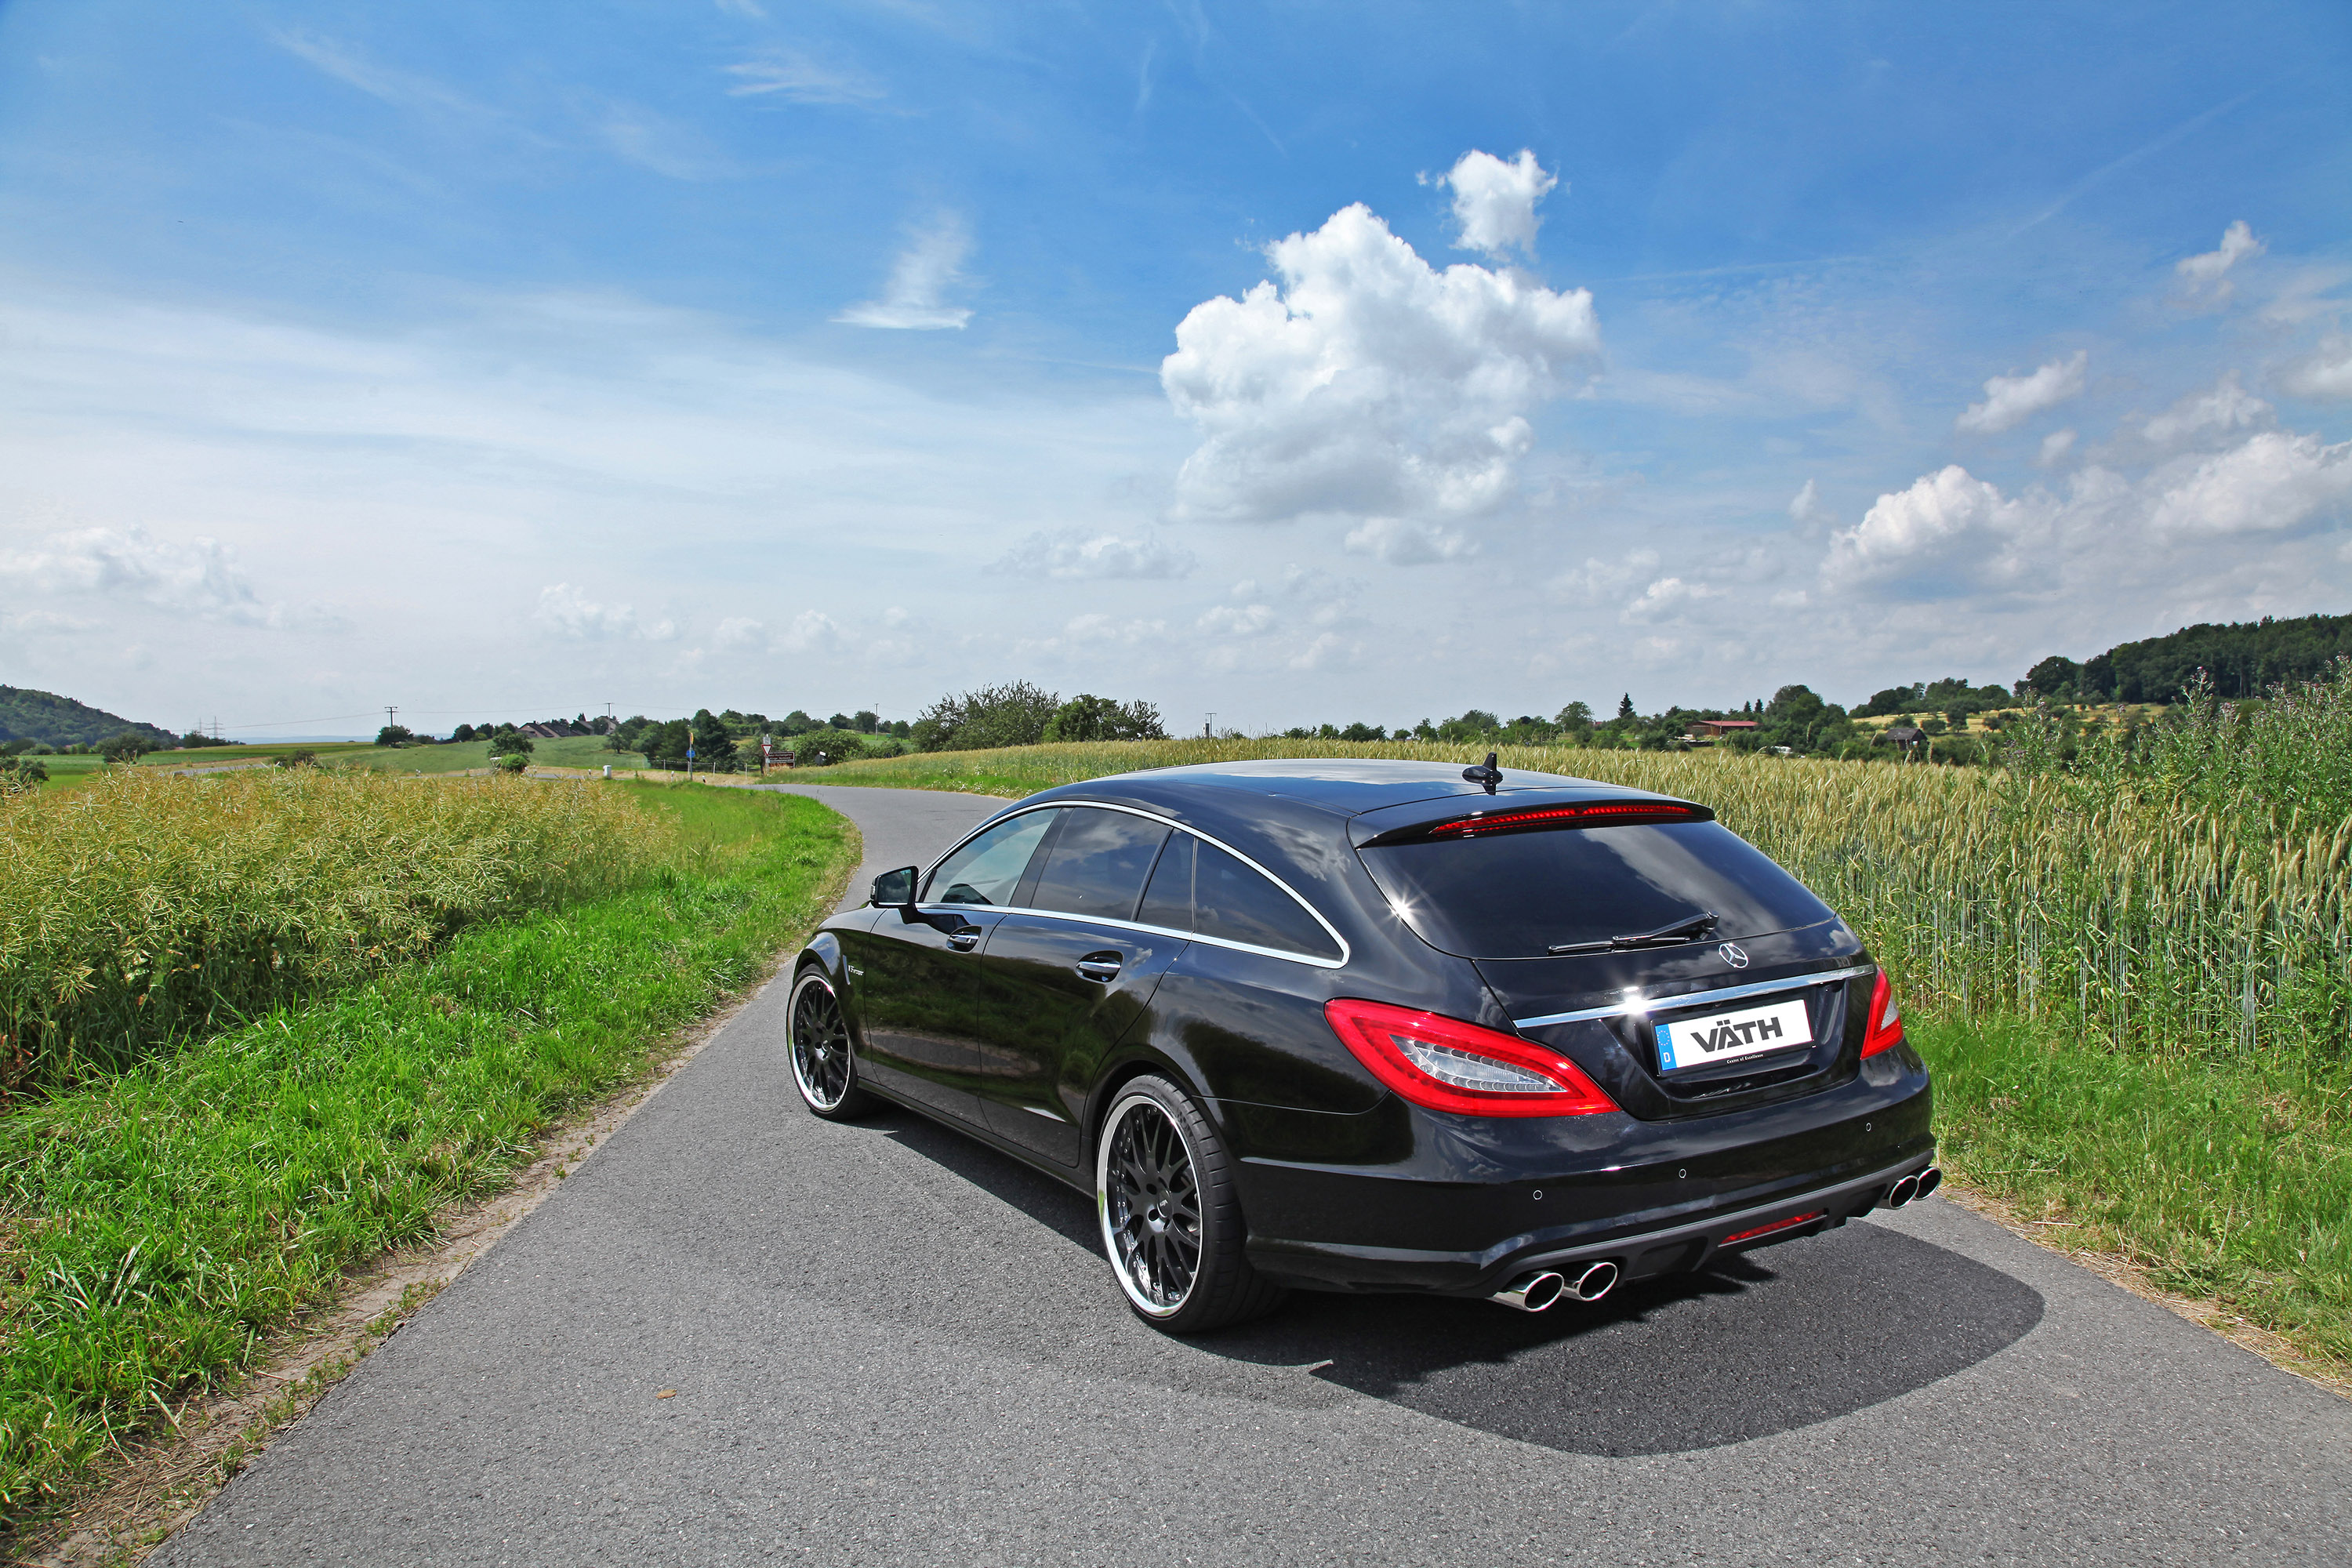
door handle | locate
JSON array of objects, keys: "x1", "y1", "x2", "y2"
[
  {"x1": 947, "y1": 927, "x2": 982, "y2": 952},
  {"x1": 1075, "y1": 953, "x2": 1123, "y2": 982}
]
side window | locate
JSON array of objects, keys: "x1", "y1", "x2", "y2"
[
  {"x1": 925, "y1": 811, "x2": 1057, "y2": 906},
  {"x1": 1025, "y1": 808, "x2": 1171, "y2": 922},
  {"x1": 1138, "y1": 832, "x2": 1341, "y2": 961}
]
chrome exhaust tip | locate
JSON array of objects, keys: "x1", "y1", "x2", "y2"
[
  {"x1": 1915, "y1": 1166, "x2": 1942, "y2": 1200},
  {"x1": 1886, "y1": 1174, "x2": 1920, "y2": 1209},
  {"x1": 1490, "y1": 1270, "x2": 1566, "y2": 1312},
  {"x1": 1568, "y1": 1260, "x2": 1620, "y2": 1303}
]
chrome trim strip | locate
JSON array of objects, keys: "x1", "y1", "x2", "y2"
[
  {"x1": 1512, "y1": 962, "x2": 1876, "y2": 1029},
  {"x1": 913, "y1": 800, "x2": 1352, "y2": 970}
]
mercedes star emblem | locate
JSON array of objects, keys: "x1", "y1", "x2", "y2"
[{"x1": 1719, "y1": 942, "x2": 1750, "y2": 969}]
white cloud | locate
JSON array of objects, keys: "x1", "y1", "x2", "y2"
[
  {"x1": 1059, "y1": 612, "x2": 1167, "y2": 644},
  {"x1": 1341, "y1": 516, "x2": 1476, "y2": 564},
  {"x1": 1436, "y1": 148, "x2": 1558, "y2": 260},
  {"x1": 2037, "y1": 428, "x2": 2078, "y2": 466},
  {"x1": 1824, "y1": 466, "x2": 2050, "y2": 591},
  {"x1": 713, "y1": 615, "x2": 767, "y2": 650},
  {"x1": 2144, "y1": 430, "x2": 2352, "y2": 535},
  {"x1": 722, "y1": 49, "x2": 884, "y2": 103},
  {"x1": 533, "y1": 583, "x2": 676, "y2": 641},
  {"x1": 2282, "y1": 337, "x2": 2352, "y2": 401},
  {"x1": 1287, "y1": 632, "x2": 1355, "y2": 670},
  {"x1": 0, "y1": 525, "x2": 328, "y2": 629},
  {"x1": 835, "y1": 215, "x2": 973, "y2": 330},
  {"x1": 2176, "y1": 220, "x2": 2264, "y2": 302},
  {"x1": 1955, "y1": 350, "x2": 2087, "y2": 434},
  {"x1": 986, "y1": 528, "x2": 1195, "y2": 579},
  {"x1": 2141, "y1": 371, "x2": 2270, "y2": 446},
  {"x1": 776, "y1": 609, "x2": 840, "y2": 652},
  {"x1": 1161, "y1": 201, "x2": 1599, "y2": 525},
  {"x1": 1196, "y1": 603, "x2": 1276, "y2": 636},
  {"x1": 1554, "y1": 547, "x2": 1662, "y2": 603},
  {"x1": 1622, "y1": 575, "x2": 1722, "y2": 622},
  {"x1": 1788, "y1": 479, "x2": 1828, "y2": 525}
]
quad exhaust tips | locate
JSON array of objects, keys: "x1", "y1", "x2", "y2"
[
  {"x1": 1883, "y1": 1166, "x2": 1942, "y2": 1210},
  {"x1": 1490, "y1": 1261, "x2": 1620, "y2": 1313}
]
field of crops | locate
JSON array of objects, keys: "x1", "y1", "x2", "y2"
[
  {"x1": 0, "y1": 768, "x2": 668, "y2": 1091},
  {"x1": 798, "y1": 737, "x2": 2352, "y2": 1068}
]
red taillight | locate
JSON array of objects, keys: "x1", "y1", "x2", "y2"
[
  {"x1": 1420, "y1": 800, "x2": 1706, "y2": 839},
  {"x1": 1323, "y1": 999, "x2": 1620, "y2": 1118},
  {"x1": 1860, "y1": 969, "x2": 1905, "y2": 1058},
  {"x1": 1722, "y1": 1210, "x2": 1825, "y2": 1246}
]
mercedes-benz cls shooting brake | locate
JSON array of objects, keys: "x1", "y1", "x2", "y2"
[{"x1": 785, "y1": 759, "x2": 1936, "y2": 1334}]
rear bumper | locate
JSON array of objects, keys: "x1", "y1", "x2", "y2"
[{"x1": 1244, "y1": 1147, "x2": 1935, "y2": 1295}]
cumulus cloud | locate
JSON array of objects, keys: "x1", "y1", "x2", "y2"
[
  {"x1": 2143, "y1": 431, "x2": 2352, "y2": 535},
  {"x1": 835, "y1": 215, "x2": 972, "y2": 330},
  {"x1": 776, "y1": 609, "x2": 840, "y2": 651},
  {"x1": 2037, "y1": 428, "x2": 2078, "y2": 466},
  {"x1": 713, "y1": 615, "x2": 767, "y2": 650},
  {"x1": 1621, "y1": 575, "x2": 1722, "y2": 622},
  {"x1": 0, "y1": 525, "x2": 331, "y2": 629},
  {"x1": 1435, "y1": 148, "x2": 1558, "y2": 260},
  {"x1": 2176, "y1": 220, "x2": 2264, "y2": 303},
  {"x1": 986, "y1": 528, "x2": 1195, "y2": 579},
  {"x1": 1341, "y1": 516, "x2": 1476, "y2": 564},
  {"x1": 2141, "y1": 371, "x2": 2270, "y2": 446},
  {"x1": 2282, "y1": 337, "x2": 2352, "y2": 401},
  {"x1": 1161, "y1": 201, "x2": 1599, "y2": 525},
  {"x1": 1788, "y1": 479, "x2": 1828, "y2": 525},
  {"x1": 1823, "y1": 466, "x2": 2055, "y2": 593},
  {"x1": 533, "y1": 583, "x2": 676, "y2": 641},
  {"x1": 1955, "y1": 350, "x2": 2088, "y2": 434},
  {"x1": 1196, "y1": 603, "x2": 1276, "y2": 637}
]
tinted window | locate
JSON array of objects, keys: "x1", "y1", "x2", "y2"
[
  {"x1": 1358, "y1": 820, "x2": 1835, "y2": 959},
  {"x1": 1025, "y1": 808, "x2": 1171, "y2": 922},
  {"x1": 927, "y1": 811, "x2": 1057, "y2": 906},
  {"x1": 1137, "y1": 831, "x2": 1340, "y2": 960}
]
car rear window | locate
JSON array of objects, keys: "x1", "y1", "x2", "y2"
[
  {"x1": 1137, "y1": 833, "x2": 1341, "y2": 961},
  {"x1": 1023, "y1": 808, "x2": 1171, "y2": 922},
  {"x1": 1357, "y1": 820, "x2": 1835, "y2": 959}
]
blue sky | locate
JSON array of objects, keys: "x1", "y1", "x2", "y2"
[{"x1": 2, "y1": 1, "x2": 2348, "y2": 736}]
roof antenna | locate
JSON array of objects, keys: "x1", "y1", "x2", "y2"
[{"x1": 1462, "y1": 750, "x2": 1501, "y2": 794}]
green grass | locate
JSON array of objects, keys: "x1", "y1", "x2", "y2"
[
  {"x1": 332, "y1": 736, "x2": 649, "y2": 775},
  {"x1": 0, "y1": 784, "x2": 858, "y2": 1514},
  {"x1": 1915, "y1": 1014, "x2": 2352, "y2": 1370}
]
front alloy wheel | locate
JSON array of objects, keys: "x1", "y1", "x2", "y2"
[
  {"x1": 1095, "y1": 1076, "x2": 1284, "y2": 1334},
  {"x1": 788, "y1": 969, "x2": 875, "y2": 1120}
]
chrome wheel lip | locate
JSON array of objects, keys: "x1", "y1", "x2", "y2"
[
  {"x1": 1095, "y1": 1088, "x2": 1203, "y2": 1319},
  {"x1": 786, "y1": 971, "x2": 852, "y2": 1111}
]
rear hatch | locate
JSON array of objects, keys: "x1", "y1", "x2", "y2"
[{"x1": 1349, "y1": 790, "x2": 1873, "y2": 1120}]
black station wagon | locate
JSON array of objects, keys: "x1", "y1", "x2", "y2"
[{"x1": 784, "y1": 759, "x2": 1937, "y2": 1333}]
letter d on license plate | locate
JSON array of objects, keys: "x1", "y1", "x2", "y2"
[{"x1": 1655, "y1": 998, "x2": 1812, "y2": 1072}]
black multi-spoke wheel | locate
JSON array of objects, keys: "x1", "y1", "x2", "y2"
[
  {"x1": 787, "y1": 969, "x2": 877, "y2": 1120},
  {"x1": 1095, "y1": 1076, "x2": 1286, "y2": 1334}
]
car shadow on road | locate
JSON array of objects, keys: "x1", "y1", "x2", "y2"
[{"x1": 873, "y1": 1109, "x2": 2045, "y2": 1457}]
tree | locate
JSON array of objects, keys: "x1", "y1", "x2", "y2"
[
  {"x1": 179, "y1": 729, "x2": 213, "y2": 749},
  {"x1": 691, "y1": 710, "x2": 741, "y2": 771},
  {"x1": 1555, "y1": 701, "x2": 1594, "y2": 742},
  {"x1": 490, "y1": 728, "x2": 534, "y2": 756},
  {"x1": 376, "y1": 724, "x2": 415, "y2": 746},
  {"x1": 2020, "y1": 655, "x2": 2081, "y2": 699},
  {"x1": 452, "y1": 724, "x2": 477, "y2": 742},
  {"x1": 1340, "y1": 722, "x2": 1385, "y2": 742},
  {"x1": 912, "y1": 681, "x2": 1062, "y2": 751},
  {"x1": 0, "y1": 755, "x2": 48, "y2": 791},
  {"x1": 97, "y1": 730, "x2": 155, "y2": 764},
  {"x1": 1617, "y1": 694, "x2": 1635, "y2": 721},
  {"x1": 640, "y1": 719, "x2": 691, "y2": 766},
  {"x1": 1043, "y1": 694, "x2": 1168, "y2": 743},
  {"x1": 851, "y1": 710, "x2": 880, "y2": 733}
]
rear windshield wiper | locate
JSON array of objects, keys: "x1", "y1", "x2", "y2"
[{"x1": 1547, "y1": 910, "x2": 1718, "y2": 956}]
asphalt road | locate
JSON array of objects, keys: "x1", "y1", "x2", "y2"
[{"x1": 158, "y1": 783, "x2": 2352, "y2": 1566}]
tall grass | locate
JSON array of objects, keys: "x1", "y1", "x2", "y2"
[
  {"x1": 800, "y1": 735, "x2": 2352, "y2": 1067},
  {"x1": 0, "y1": 769, "x2": 668, "y2": 1091},
  {"x1": 0, "y1": 786, "x2": 857, "y2": 1515}
]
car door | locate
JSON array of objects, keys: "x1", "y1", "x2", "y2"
[
  {"x1": 844, "y1": 808, "x2": 1058, "y2": 1124},
  {"x1": 971, "y1": 807, "x2": 1185, "y2": 1165}
]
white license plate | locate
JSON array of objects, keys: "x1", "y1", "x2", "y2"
[{"x1": 1654, "y1": 998, "x2": 1813, "y2": 1072}]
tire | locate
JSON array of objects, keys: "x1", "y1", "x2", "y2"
[
  {"x1": 1095, "y1": 1075, "x2": 1286, "y2": 1334},
  {"x1": 787, "y1": 967, "x2": 880, "y2": 1120}
]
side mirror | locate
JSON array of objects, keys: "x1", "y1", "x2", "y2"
[{"x1": 871, "y1": 866, "x2": 919, "y2": 910}]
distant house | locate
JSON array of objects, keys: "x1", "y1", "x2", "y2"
[
  {"x1": 1882, "y1": 724, "x2": 1926, "y2": 753},
  {"x1": 1685, "y1": 719, "x2": 1761, "y2": 744}
]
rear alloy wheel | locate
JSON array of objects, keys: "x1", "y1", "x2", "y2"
[
  {"x1": 1096, "y1": 1075, "x2": 1285, "y2": 1334},
  {"x1": 787, "y1": 969, "x2": 877, "y2": 1120}
]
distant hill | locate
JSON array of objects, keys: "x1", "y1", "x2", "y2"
[
  {"x1": 0, "y1": 686, "x2": 177, "y2": 749},
  {"x1": 2077, "y1": 613, "x2": 2352, "y2": 704}
]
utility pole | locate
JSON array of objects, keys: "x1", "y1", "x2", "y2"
[
  {"x1": 1205, "y1": 712, "x2": 1215, "y2": 739},
  {"x1": 383, "y1": 704, "x2": 397, "y2": 733}
]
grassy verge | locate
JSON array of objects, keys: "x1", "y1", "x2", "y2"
[
  {"x1": 0, "y1": 784, "x2": 857, "y2": 1515},
  {"x1": 1914, "y1": 1014, "x2": 2352, "y2": 1373}
]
